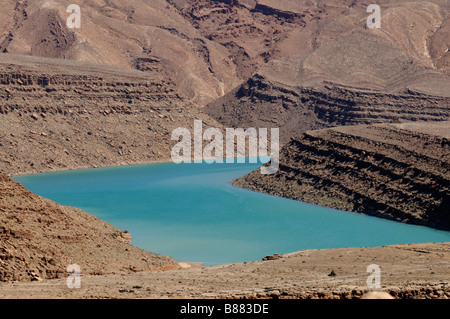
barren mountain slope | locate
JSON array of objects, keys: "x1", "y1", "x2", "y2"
[
  {"x1": 205, "y1": 1, "x2": 450, "y2": 142},
  {"x1": 2, "y1": 0, "x2": 448, "y2": 106},
  {"x1": 0, "y1": 173, "x2": 177, "y2": 283},
  {"x1": 0, "y1": 0, "x2": 242, "y2": 105},
  {"x1": 170, "y1": 0, "x2": 450, "y2": 78},
  {"x1": 0, "y1": 54, "x2": 221, "y2": 176},
  {"x1": 233, "y1": 122, "x2": 450, "y2": 230}
]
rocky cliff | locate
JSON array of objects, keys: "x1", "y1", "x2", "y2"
[{"x1": 234, "y1": 122, "x2": 450, "y2": 230}]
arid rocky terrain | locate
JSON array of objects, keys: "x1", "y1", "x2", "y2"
[
  {"x1": 234, "y1": 122, "x2": 450, "y2": 230},
  {"x1": 205, "y1": 1, "x2": 450, "y2": 142},
  {"x1": 0, "y1": 54, "x2": 221, "y2": 177},
  {"x1": 0, "y1": 0, "x2": 448, "y2": 299},
  {"x1": 1, "y1": 0, "x2": 448, "y2": 108},
  {"x1": 0, "y1": 0, "x2": 243, "y2": 106},
  {"x1": 0, "y1": 243, "x2": 448, "y2": 299}
]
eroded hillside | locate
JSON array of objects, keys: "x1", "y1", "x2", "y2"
[{"x1": 0, "y1": 54, "x2": 220, "y2": 176}]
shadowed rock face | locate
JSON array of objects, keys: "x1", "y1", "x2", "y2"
[
  {"x1": 0, "y1": 174, "x2": 178, "y2": 282},
  {"x1": 233, "y1": 122, "x2": 450, "y2": 230}
]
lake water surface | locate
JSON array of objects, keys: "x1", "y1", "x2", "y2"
[{"x1": 14, "y1": 161, "x2": 450, "y2": 266}]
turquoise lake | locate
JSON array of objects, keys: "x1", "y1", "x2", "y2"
[{"x1": 14, "y1": 160, "x2": 450, "y2": 266}]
